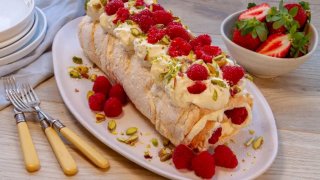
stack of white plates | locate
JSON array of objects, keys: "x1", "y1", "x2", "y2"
[{"x1": 0, "y1": 0, "x2": 47, "y2": 66}]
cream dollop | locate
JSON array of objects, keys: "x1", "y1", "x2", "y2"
[
  {"x1": 114, "y1": 22, "x2": 142, "y2": 51},
  {"x1": 133, "y1": 38, "x2": 168, "y2": 60},
  {"x1": 99, "y1": 13, "x2": 116, "y2": 34},
  {"x1": 86, "y1": 0, "x2": 104, "y2": 22}
]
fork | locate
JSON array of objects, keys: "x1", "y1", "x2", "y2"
[
  {"x1": 20, "y1": 83, "x2": 109, "y2": 170},
  {"x1": 2, "y1": 76, "x2": 40, "y2": 172}
]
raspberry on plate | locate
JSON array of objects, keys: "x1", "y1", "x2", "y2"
[
  {"x1": 168, "y1": 37, "x2": 192, "y2": 57},
  {"x1": 186, "y1": 64, "x2": 209, "y2": 81},
  {"x1": 195, "y1": 45, "x2": 222, "y2": 63},
  {"x1": 88, "y1": 93, "x2": 106, "y2": 111},
  {"x1": 214, "y1": 145, "x2": 238, "y2": 169},
  {"x1": 147, "y1": 25, "x2": 166, "y2": 44},
  {"x1": 190, "y1": 34, "x2": 212, "y2": 50},
  {"x1": 192, "y1": 151, "x2": 215, "y2": 179},
  {"x1": 208, "y1": 127, "x2": 222, "y2": 144},
  {"x1": 172, "y1": 144, "x2": 195, "y2": 170},
  {"x1": 153, "y1": 10, "x2": 173, "y2": 25},
  {"x1": 109, "y1": 83, "x2": 128, "y2": 105},
  {"x1": 93, "y1": 76, "x2": 112, "y2": 95},
  {"x1": 113, "y1": 7, "x2": 130, "y2": 24},
  {"x1": 131, "y1": 9, "x2": 154, "y2": 33},
  {"x1": 187, "y1": 81, "x2": 207, "y2": 94},
  {"x1": 104, "y1": 97, "x2": 123, "y2": 117},
  {"x1": 225, "y1": 107, "x2": 248, "y2": 125},
  {"x1": 105, "y1": 0, "x2": 124, "y2": 16},
  {"x1": 221, "y1": 65, "x2": 245, "y2": 86},
  {"x1": 166, "y1": 23, "x2": 190, "y2": 42}
]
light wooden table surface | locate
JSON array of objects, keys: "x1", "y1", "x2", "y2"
[{"x1": 1, "y1": 0, "x2": 319, "y2": 179}]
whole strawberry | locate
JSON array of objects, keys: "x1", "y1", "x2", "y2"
[
  {"x1": 214, "y1": 145, "x2": 238, "y2": 169},
  {"x1": 232, "y1": 18, "x2": 268, "y2": 51},
  {"x1": 284, "y1": 2, "x2": 309, "y2": 28}
]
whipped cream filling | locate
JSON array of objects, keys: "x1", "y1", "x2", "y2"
[
  {"x1": 114, "y1": 22, "x2": 142, "y2": 51},
  {"x1": 133, "y1": 38, "x2": 168, "y2": 60},
  {"x1": 87, "y1": 0, "x2": 104, "y2": 22},
  {"x1": 99, "y1": 13, "x2": 116, "y2": 34}
]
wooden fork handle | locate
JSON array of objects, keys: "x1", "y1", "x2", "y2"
[{"x1": 17, "y1": 121, "x2": 40, "y2": 172}]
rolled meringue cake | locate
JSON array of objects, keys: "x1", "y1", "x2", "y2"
[{"x1": 79, "y1": 0, "x2": 253, "y2": 150}]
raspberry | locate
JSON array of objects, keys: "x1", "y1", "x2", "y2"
[
  {"x1": 208, "y1": 127, "x2": 222, "y2": 144},
  {"x1": 166, "y1": 24, "x2": 190, "y2": 41},
  {"x1": 225, "y1": 107, "x2": 248, "y2": 125},
  {"x1": 187, "y1": 81, "x2": 207, "y2": 94},
  {"x1": 109, "y1": 83, "x2": 128, "y2": 105},
  {"x1": 147, "y1": 25, "x2": 166, "y2": 44},
  {"x1": 168, "y1": 37, "x2": 192, "y2": 57},
  {"x1": 221, "y1": 65, "x2": 245, "y2": 86},
  {"x1": 172, "y1": 144, "x2": 195, "y2": 170},
  {"x1": 135, "y1": 0, "x2": 145, "y2": 7},
  {"x1": 195, "y1": 45, "x2": 222, "y2": 63},
  {"x1": 88, "y1": 93, "x2": 106, "y2": 111},
  {"x1": 122, "y1": 0, "x2": 128, "y2": 2},
  {"x1": 113, "y1": 7, "x2": 130, "y2": 24},
  {"x1": 167, "y1": 22, "x2": 183, "y2": 27},
  {"x1": 131, "y1": 9, "x2": 154, "y2": 33},
  {"x1": 93, "y1": 76, "x2": 112, "y2": 95},
  {"x1": 153, "y1": 10, "x2": 173, "y2": 25},
  {"x1": 105, "y1": 0, "x2": 124, "y2": 16},
  {"x1": 214, "y1": 145, "x2": 238, "y2": 169},
  {"x1": 150, "y1": 3, "x2": 164, "y2": 12},
  {"x1": 191, "y1": 151, "x2": 215, "y2": 179},
  {"x1": 190, "y1": 34, "x2": 212, "y2": 49},
  {"x1": 104, "y1": 97, "x2": 123, "y2": 117},
  {"x1": 186, "y1": 64, "x2": 209, "y2": 81}
]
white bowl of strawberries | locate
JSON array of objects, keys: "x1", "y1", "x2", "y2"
[{"x1": 221, "y1": 1, "x2": 318, "y2": 78}]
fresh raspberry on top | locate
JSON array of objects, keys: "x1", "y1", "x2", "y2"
[
  {"x1": 214, "y1": 145, "x2": 238, "y2": 169},
  {"x1": 208, "y1": 127, "x2": 222, "y2": 144},
  {"x1": 195, "y1": 45, "x2": 222, "y2": 63},
  {"x1": 172, "y1": 144, "x2": 195, "y2": 170},
  {"x1": 147, "y1": 25, "x2": 166, "y2": 44},
  {"x1": 88, "y1": 93, "x2": 106, "y2": 111},
  {"x1": 150, "y1": 3, "x2": 164, "y2": 12},
  {"x1": 221, "y1": 65, "x2": 245, "y2": 86},
  {"x1": 192, "y1": 151, "x2": 215, "y2": 179},
  {"x1": 190, "y1": 34, "x2": 212, "y2": 49},
  {"x1": 167, "y1": 21, "x2": 183, "y2": 27},
  {"x1": 131, "y1": 9, "x2": 154, "y2": 33},
  {"x1": 166, "y1": 24, "x2": 190, "y2": 42},
  {"x1": 113, "y1": 7, "x2": 130, "y2": 24},
  {"x1": 109, "y1": 83, "x2": 128, "y2": 105},
  {"x1": 225, "y1": 107, "x2": 248, "y2": 125},
  {"x1": 186, "y1": 64, "x2": 209, "y2": 81},
  {"x1": 104, "y1": 97, "x2": 123, "y2": 117},
  {"x1": 93, "y1": 76, "x2": 112, "y2": 95},
  {"x1": 105, "y1": 0, "x2": 124, "y2": 16},
  {"x1": 187, "y1": 81, "x2": 207, "y2": 94},
  {"x1": 168, "y1": 37, "x2": 192, "y2": 57},
  {"x1": 122, "y1": 0, "x2": 128, "y2": 2},
  {"x1": 135, "y1": 0, "x2": 145, "y2": 7},
  {"x1": 153, "y1": 10, "x2": 173, "y2": 25}
]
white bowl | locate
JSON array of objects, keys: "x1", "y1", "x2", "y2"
[
  {"x1": 221, "y1": 11, "x2": 319, "y2": 78},
  {"x1": 0, "y1": 0, "x2": 35, "y2": 42}
]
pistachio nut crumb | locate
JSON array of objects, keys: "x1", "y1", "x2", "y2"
[
  {"x1": 151, "y1": 138, "x2": 158, "y2": 147},
  {"x1": 95, "y1": 113, "x2": 106, "y2": 123},
  {"x1": 126, "y1": 127, "x2": 138, "y2": 135},
  {"x1": 252, "y1": 136, "x2": 264, "y2": 150},
  {"x1": 244, "y1": 137, "x2": 255, "y2": 147},
  {"x1": 72, "y1": 56, "x2": 83, "y2": 64},
  {"x1": 108, "y1": 120, "x2": 117, "y2": 132},
  {"x1": 249, "y1": 129, "x2": 255, "y2": 135}
]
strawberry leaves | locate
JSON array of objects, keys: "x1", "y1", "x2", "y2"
[
  {"x1": 290, "y1": 31, "x2": 311, "y2": 58},
  {"x1": 247, "y1": 2, "x2": 256, "y2": 9},
  {"x1": 236, "y1": 18, "x2": 268, "y2": 42}
]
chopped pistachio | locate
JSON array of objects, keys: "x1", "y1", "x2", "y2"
[
  {"x1": 151, "y1": 138, "x2": 158, "y2": 147},
  {"x1": 212, "y1": 89, "x2": 218, "y2": 101},
  {"x1": 253, "y1": 136, "x2": 264, "y2": 150},
  {"x1": 76, "y1": 66, "x2": 89, "y2": 74},
  {"x1": 100, "y1": 0, "x2": 107, "y2": 6},
  {"x1": 108, "y1": 120, "x2": 117, "y2": 132},
  {"x1": 117, "y1": 137, "x2": 126, "y2": 143},
  {"x1": 69, "y1": 70, "x2": 81, "y2": 78},
  {"x1": 245, "y1": 74, "x2": 254, "y2": 82},
  {"x1": 95, "y1": 113, "x2": 106, "y2": 123},
  {"x1": 160, "y1": 35, "x2": 170, "y2": 45},
  {"x1": 125, "y1": 20, "x2": 134, "y2": 25},
  {"x1": 144, "y1": 151, "x2": 152, "y2": 159},
  {"x1": 87, "y1": 90, "x2": 95, "y2": 99},
  {"x1": 125, "y1": 134, "x2": 139, "y2": 145},
  {"x1": 130, "y1": 28, "x2": 140, "y2": 36},
  {"x1": 126, "y1": 127, "x2": 138, "y2": 135},
  {"x1": 111, "y1": 131, "x2": 118, "y2": 135},
  {"x1": 146, "y1": 144, "x2": 151, "y2": 149},
  {"x1": 244, "y1": 137, "x2": 255, "y2": 147},
  {"x1": 89, "y1": 74, "x2": 97, "y2": 82},
  {"x1": 187, "y1": 50, "x2": 196, "y2": 60},
  {"x1": 158, "y1": 148, "x2": 172, "y2": 162},
  {"x1": 162, "y1": 138, "x2": 170, "y2": 146},
  {"x1": 249, "y1": 129, "x2": 255, "y2": 135},
  {"x1": 214, "y1": 55, "x2": 227, "y2": 67},
  {"x1": 211, "y1": 79, "x2": 227, "y2": 88},
  {"x1": 72, "y1": 56, "x2": 83, "y2": 64}
]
